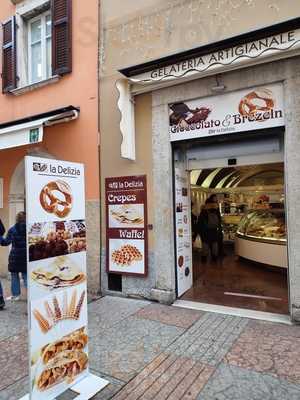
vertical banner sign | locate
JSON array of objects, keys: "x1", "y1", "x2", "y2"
[
  {"x1": 105, "y1": 176, "x2": 148, "y2": 276},
  {"x1": 174, "y1": 167, "x2": 193, "y2": 297},
  {"x1": 25, "y1": 157, "x2": 89, "y2": 400}
]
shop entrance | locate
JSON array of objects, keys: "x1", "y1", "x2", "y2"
[{"x1": 174, "y1": 133, "x2": 289, "y2": 315}]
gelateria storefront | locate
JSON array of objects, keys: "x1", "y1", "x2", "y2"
[{"x1": 112, "y1": 18, "x2": 300, "y2": 323}]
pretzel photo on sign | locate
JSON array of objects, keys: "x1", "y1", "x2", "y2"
[
  {"x1": 239, "y1": 89, "x2": 274, "y2": 119},
  {"x1": 40, "y1": 180, "x2": 73, "y2": 218}
]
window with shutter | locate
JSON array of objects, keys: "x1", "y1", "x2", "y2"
[
  {"x1": 2, "y1": 17, "x2": 17, "y2": 93},
  {"x1": 51, "y1": 0, "x2": 72, "y2": 76}
]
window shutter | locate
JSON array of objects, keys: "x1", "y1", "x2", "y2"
[
  {"x1": 51, "y1": 0, "x2": 72, "y2": 76},
  {"x1": 2, "y1": 16, "x2": 17, "y2": 93}
]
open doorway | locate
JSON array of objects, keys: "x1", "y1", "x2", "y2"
[{"x1": 181, "y1": 162, "x2": 288, "y2": 314}]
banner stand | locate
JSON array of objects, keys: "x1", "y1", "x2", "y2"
[{"x1": 18, "y1": 373, "x2": 109, "y2": 400}]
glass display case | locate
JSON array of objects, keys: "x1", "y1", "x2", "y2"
[
  {"x1": 236, "y1": 209, "x2": 286, "y2": 244},
  {"x1": 235, "y1": 209, "x2": 287, "y2": 268}
]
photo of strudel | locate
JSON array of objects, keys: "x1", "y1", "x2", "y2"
[
  {"x1": 31, "y1": 256, "x2": 85, "y2": 289},
  {"x1": 34, "y1": 327, "x2": 88, "y2": 392}
]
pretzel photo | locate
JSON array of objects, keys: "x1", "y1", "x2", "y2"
[
  {"x1": 239, "y1": 89, "x2": 274, "y2": 118},
  {"x1": 40, "y1": 180, "x2": 73, "y2": 218}
]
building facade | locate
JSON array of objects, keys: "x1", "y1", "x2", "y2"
[
  {"x1": 0, "y1": 0, "x2": 100, "y2": 293},
  {"x1": 100, "y1": 1, "x2": 300, "y2": 322}
]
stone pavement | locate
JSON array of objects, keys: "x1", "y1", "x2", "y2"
[{"x1": 0, "y1": 285, "x2": 300, "y2": 399}]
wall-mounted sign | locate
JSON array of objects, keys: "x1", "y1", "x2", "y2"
[
  {"x1": 105, "y1": 175, "x2": 148, "y2": 276},
  {"x1": 130, "y1": 29, "x2": 300, "y2": 85},
  {"x1": 169, "y1": 83, "x2": 284, "y2": 142},
  {"x1": 25, "y1": 156, "x2": 89, "y2": 400}
]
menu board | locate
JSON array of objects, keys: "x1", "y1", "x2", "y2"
[
  {"x1": 25, "y1": 157, "x2": 89, "y2": 400},
  {"x1": 105, "y1": 176, "x2": 148, "y2": 276},
  {"x1": 174, "y1": 167, "x2": 193, "y2": 297}
]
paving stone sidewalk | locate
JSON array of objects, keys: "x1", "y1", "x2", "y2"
[{"x1": 0, "y1": 280, "x2": 300, "y2": 399}]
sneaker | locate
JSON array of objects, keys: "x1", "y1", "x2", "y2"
[
  {"x1": 0, "y1": 296, "x2": 5, "y2": 309},
  {"x1": 6, "y1": 295, "x2": 20, "y2": 301}
]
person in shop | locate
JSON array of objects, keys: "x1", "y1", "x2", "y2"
[
  {"x1": 0, "y1": 218, "x2": 6, "y2": 309},
  {"x1": 197, "y1": 195, "x2": 222, "y2": 262},
  {"x1": 0, "y1": 212, "x2": 27, "y2": 301},
  {"x1": 191, "y1": 201, "x2": 198, "y2": 243}
]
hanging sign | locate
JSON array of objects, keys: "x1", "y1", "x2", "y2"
[
  {"x1": 174, "y1": 167, "x2": 193, "y2": 297},
  {"x1": 169, "y1": 82, "x2": 284, "y2": 141},
  {"x1": 25, "y1": 156, "x2": 89, "y2": 400},
  {"x1": 105, "y1": 175, "x2": 148, "y2": 276}
]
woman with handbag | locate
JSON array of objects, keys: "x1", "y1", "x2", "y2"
[
  {"x1": 0, "y1": 212, "x2": 26, "y2": 301},
  {"x1": 0, "y1": 217, "x2": 6, "y2": 309}
]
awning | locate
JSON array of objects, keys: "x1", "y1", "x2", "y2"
[{"x1": 0, "y1": 105, "x2": 79, "y2": 150}]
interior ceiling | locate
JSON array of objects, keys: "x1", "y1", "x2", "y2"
[{"x1": 194, "y1": 163, "x2": 284, "y2": 189}]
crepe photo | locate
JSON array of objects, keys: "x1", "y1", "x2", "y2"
[
  {"x1": 31, "y1": 254, "x2": 86, "y2": 290},
  {"x1": 32, "y1": 327, "x2": 88, "y2": 395},
  {"x1": 109, "y1": 204, "x2": 144, "y2": 228}
]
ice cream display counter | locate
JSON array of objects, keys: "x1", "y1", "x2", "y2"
[{"x1": 235, "y1": 209, "x2": 287, "y2": 268}]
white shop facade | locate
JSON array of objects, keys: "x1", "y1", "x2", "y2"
[{"x1": 106, "y1": 18, "x2": 300, "y2": 323}]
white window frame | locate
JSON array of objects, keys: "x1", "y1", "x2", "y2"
[{"x1": 27, "y1": 10, "x2": 52, "y2": 85}]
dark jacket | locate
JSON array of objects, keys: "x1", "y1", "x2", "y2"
[
  {"x1": 0, "y1": 222, "x2": 27, "y2": 273},
  {"x1": 197, "y1": 204, "x2": 222, "y2": 243}
]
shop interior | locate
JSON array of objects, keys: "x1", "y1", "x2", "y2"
[{"x1": 181, "y1": 162, "x2": 289, "y2": 314}]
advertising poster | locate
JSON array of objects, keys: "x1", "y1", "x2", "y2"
[
  {"x1": 25, "y1": 157, "x2": 89, "y2": 400},
  {"x1": 169, "y1": 83, "x2": 284, "y2": 141},
  {"x1": 105, "y1": 176, "x2": 148, "y2": 276},
  {"x1": 175, "y1": 167, "x2": 193, "y2": 297}
]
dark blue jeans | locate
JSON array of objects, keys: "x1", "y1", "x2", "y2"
[
  {"x1": 0, "y1": 279, "x2": 3, "y2": 297},
  {"x1": 11, "y1": 272, "x2": 27, "y2": 297}
]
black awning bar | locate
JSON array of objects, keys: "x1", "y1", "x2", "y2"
[{"x1": 0, "y1": 105, "x2": 80, "y2": 130}]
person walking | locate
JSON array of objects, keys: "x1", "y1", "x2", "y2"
[
  {"x1": 0, "y1": 217, "x2": 6, "y2": 309},
  {"x1": 197, "y1": 196, "x2": 222, "y2": 262},
  {"x1": 0, "y1": 212, "x2": 27, "y2": 301},
  {"x1": 0, "y1": 279, "x2": 5, "y2": 309}
]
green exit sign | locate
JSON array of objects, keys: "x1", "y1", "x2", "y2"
[{"x1": 29, "y1": 128, "x2": 40, "y2": 143}]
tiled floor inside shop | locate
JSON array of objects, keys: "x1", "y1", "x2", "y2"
[{"x1": 181, "y1": 246, "x2": 289, "y2": 314}]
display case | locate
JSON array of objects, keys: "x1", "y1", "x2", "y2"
[{"x1": 235, "y1": 209, "x2": 287, "y2": 268}]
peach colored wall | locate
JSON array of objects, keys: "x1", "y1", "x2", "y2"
[{"x1": 0, "y1": 0, "x2": 99, "y2": 202}]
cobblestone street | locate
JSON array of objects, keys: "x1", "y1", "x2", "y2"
[{"x1": 0, "y1": 280, "x2": 300, "y2": 400}]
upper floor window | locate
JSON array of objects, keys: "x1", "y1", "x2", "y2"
[
  {"x1": 28, "y1": 12, "x2": 52, "y2": 84},
  {"x1": 1, "y1": 0, "x2": 72, "y2": 94}
]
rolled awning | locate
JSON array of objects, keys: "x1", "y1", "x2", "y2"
[{"x1": 0, "y1": 105, "x2": 79, "y2": 150}]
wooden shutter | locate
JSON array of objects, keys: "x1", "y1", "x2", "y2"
[
  {"x1": 51, "y1": 0, "x2": 72, "y2": 76},
  {"x1": 2, "y1": 16, "x2": 17, "y2": 93}
]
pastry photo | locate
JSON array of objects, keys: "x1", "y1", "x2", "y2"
[
  {"x1": 33, "y1": 289, "x2": 86, "y2": 334},
  {"x1": 109, "y1": 204, "x2": 144, "y2": 228},
  {"x1": 29, "y1": 220, "x2": 86, "y2": 262},
  {"x1": 32, "y1": 327, "x2": 88, "y2": 393},
  {"x1": 111, "y1": 244, "x2": 143, "y2": 267},
  {"x1": 40, "y1": 180, "x2": 73, "y2": 218},
  {"x1": 31, "y1": 255, "x2": 86, "y2": 290}
]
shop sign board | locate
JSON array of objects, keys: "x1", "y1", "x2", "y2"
[
  {"x1": 174, "y1": 168, "x2": 193, "y2": 297},
  {"x1": 105, "y1": 175, "x2": 148, "y2": 276},
  {"x1": 169, "y1": 83, "x2": 284, "y2": 142},
  {"x1": 25, "y1": 156, "x2": 89, "y2": 400},
  {"x1": 130, "y1": 29, "x2": 300, "y2": 84}
]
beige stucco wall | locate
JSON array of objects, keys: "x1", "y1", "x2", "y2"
[
  {"x1": 100, "y1": 1, "x2": 300, "y2": 299},
  {"x1": 101, "y1": 0, "x2": 300, "y2": 76}
]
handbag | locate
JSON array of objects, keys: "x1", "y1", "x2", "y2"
[{"x1": 0, "y1": 219, "x2": 5, "y2": 236}]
